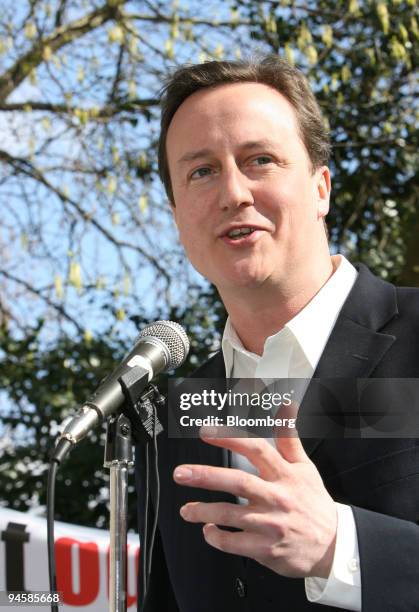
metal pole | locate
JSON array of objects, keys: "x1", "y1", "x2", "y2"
[{"x1": 105, "y1": 414, "x2": 134, "y2": 612}]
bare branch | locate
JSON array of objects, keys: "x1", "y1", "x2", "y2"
[
  {"x1": 333, "y1": 137, "x2": 409, "y2": 149},
  {"x1": 0, "y1": 0, "x2": 127, "y2": 102},
  {"x1": 0, "y1": 99, "x2": 159, "y2": 116},
  {"x1": 0, "y1": 269, "x2": 85, "y2": 334},
  {"x1": 0, "y1": 149, "x2": 171, "y2": 283},
  {"x1": 108, "y1": 42, "x2": 126, "y2": 104},
  {"x1": 132, "y1": 5, "x2": 250, "y2": 27}
]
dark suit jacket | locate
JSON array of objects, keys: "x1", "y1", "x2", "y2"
[{"x1": 136, "y1": 264, "x2": 419, "y2": 611}]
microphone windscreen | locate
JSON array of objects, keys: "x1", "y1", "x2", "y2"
[{"x1": 137, "y1": 320, "x2": 189, "y2": 370}]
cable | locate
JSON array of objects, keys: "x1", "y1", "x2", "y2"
[
  {"x1": 146, "y1": 406, "x2": 160, "y2": 581},
  {"x1": 141, "y1": 402, "x2": 160, "y2": 612},
  {"x1": 141, "y1": 443, "x2": 149, "y2": 608},
  {"x1": 46, "y1": 459, "x2": 59, "y2": 612},
  {"x1": 47, "y1": 439, "x2": 72, "y2": 612}
]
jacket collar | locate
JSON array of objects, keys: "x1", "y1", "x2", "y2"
[
  {"x1": 311, "y1": 263, "x2": 397, "y2": 379},
  {"x1": 301, "y1": 263, "x2": 398, "y2": 456},
  {"x1": 187, "y1": 264, "x2": 399, "y2": 459}
]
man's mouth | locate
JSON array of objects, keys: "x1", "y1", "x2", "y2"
[{"x1": 227, "y1": 227, "x2": 255, "y2": 240}]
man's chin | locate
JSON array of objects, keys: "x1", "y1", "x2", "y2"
[{"x1": 215, "y1": 271, "x2": 271, "y2": 293}]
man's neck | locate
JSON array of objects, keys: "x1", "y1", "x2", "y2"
[{"x1": 221, "y1": 256, "x2": 337, "y2": 356}]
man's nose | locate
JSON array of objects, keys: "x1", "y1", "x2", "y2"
[{"x1": 217, "y1": 165, "x2": 254, "y2": 211}]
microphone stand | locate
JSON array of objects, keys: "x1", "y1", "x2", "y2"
[
  {"x1": 104, "y1": 367, "x2": 164, "y2": 612},
  {"x1": 104, "y1": 413, "x2": 133, "y2": 612}
]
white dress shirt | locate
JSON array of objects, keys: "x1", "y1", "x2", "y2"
[{"x1": 221, "y1": 255, "x2": 361, "y2": 611}]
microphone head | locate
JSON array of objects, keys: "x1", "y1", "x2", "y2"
[{"x1": 138, "y1": 320, "x2": 190, "y2": 370}]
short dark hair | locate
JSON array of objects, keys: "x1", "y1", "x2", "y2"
[{"x1": 158, "y1": 56, "x2": 331, "y2": 202}]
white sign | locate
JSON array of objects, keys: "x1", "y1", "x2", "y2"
[{"x1": 0, "y1": 508, "x2": 140, "y2": 611}]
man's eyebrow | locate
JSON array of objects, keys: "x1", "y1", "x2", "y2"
[
  {"x1": 177, "y1": 140, "x2": 279, "y2": 165},
  {"x1": 177, "y1": 148, "x2": 213, "y2": 165},
  {"x1": 240, "y1": 139, "x2": 278, "y2": 150}
]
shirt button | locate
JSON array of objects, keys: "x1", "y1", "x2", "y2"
[
  {"x1": 347, "y1": 558, "x2": 359, "y2": 573},
  {"x1": 235, "y1": 577, "x2": 247, "y2": 598}
]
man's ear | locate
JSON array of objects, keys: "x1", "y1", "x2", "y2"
[{"x1": 316, "y1": 166, "x2": 331, "y2": 219}]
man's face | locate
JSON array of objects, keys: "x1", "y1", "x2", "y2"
[{"x1": 166, "y1": 82, "x2": 330, "y2": 295}]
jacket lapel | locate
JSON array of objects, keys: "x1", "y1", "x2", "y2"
[
  {"x1": 170, "y1": 351, "x2": 229, "y2": 484},
  {"x1": 192, "y1": 353, "x2": 232, "y2": 474},
  {"x1": 300, "y1": 264, "x2": 398, "y2": 457},
  {"x1": 174, "y1": 266, "x2": 399, "y2": 462}
]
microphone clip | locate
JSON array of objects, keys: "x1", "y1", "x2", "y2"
[{"x1": 118, "y1": 366, "x2": 164, "y2": 445}]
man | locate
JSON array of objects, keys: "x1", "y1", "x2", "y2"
[{"x1": 136, "y1": 57, "x2": 419, "y2": 611}]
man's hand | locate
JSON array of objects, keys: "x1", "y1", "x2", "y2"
[{"x1": 173, "y1": 427, "x2": 337, "y2": 579}]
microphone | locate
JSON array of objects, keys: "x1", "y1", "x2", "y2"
[{"x1": 53, "y1": 320, "x2": 189, "y2": 462}]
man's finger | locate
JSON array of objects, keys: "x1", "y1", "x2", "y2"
[
  {"x1": 274, "y1": 434, "x2": 309, "y2": 464},
  {"x1": 180, "y1": 501, "x2": 286, "y2": 534},
  {"x1": 180, "y1": 501, "x2": 249, "y2": 529},
  {"x1": 173, "y1": 464, "x2": 271, "y2": 502},
  {"x1": 199, "y1": 427, "x2": 286, "y2": 480},
  {"x1": 202, "y1": 523, "x2": 269, "y2": 559}
]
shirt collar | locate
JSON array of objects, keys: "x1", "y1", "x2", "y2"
[
  {"x1": 222, "y1": 316, "x2": 252, "y2": 377},
  {"x1": 285, "y1": 255, "x2": 357, "y2": 370},
  {"x1": 221, "y1": 255, "x2": 358, "y2": 376}
]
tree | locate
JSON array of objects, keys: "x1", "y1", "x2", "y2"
[
  {"x1": 0, "y1": 321, "x2": 122, "y2": 526},
  {"x1": 0, "y1": 0, "x2": 235, "y2": 525},
  {"x1": 0, "y1": 0, "x2": 417, "y2": 342},
  {"x1": 0, "y1": 287, "x2": 225, "y2": 528},
  {"x1": 0, "y1": 0, "x2": 417, "y2": 525},
  {"x1": 0, "y1": 0, "x2": 247, "y2": 337}
]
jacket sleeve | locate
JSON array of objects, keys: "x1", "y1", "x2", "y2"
[{"x1": 352, "y1": 506, "x2": 419, "y2": 611}]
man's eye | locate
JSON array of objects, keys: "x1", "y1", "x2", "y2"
[
  {"x1": 252, "y1": 155, "x2": 273, "y2": 165},
  {"x1": 190, "y1": 167, "x2": 213, "y2": 180}
]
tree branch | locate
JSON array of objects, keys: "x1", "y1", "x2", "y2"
[
  {"x1": 0, "y1": 99, "x2": 159, "y2": 116},
  {"x1": 131, "y1": 6, "x2": 250, "y2": 27},
  {"x1": 0, "y1": 269, "x2": 85, "y2": 333},
  {"x1": 333, "y1": 137, "x2": 405, "y2": 149},
  {"x1": 0, "y1": 149, "x2": 171, "y2": 282},
  {"x1": 0, "y1": 0, "x2": 126, "y2": 102}
]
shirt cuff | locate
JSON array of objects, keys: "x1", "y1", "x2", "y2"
[{"x1": 305, "y1": 503, "x2": 361, "y2": 611}]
